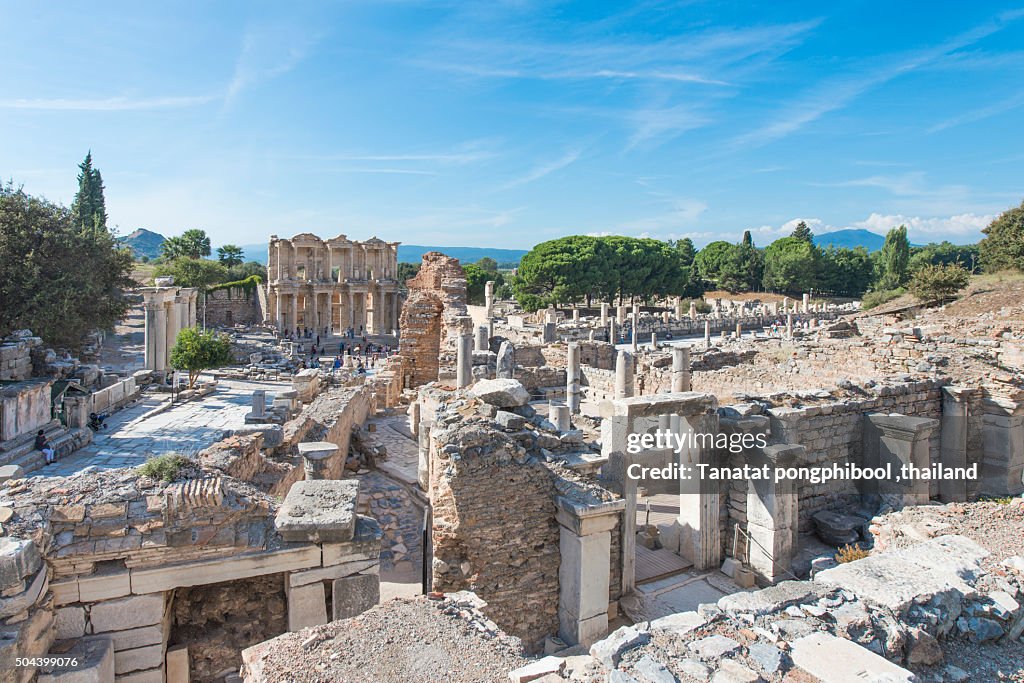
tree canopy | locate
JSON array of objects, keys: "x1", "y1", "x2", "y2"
[
  {"x1": 877, "y1": 225, "x2": 910, "y2": 290},
  {"x1": 217, "y1": 244, "x2": 244, "y2": 267},
  {"x1": 0, "y1": 182, "x2": 134, "y2": 347},
  {"x1": 979, "y1": 200, "x2": 1024, "y2": 272},
  {"x1": 162, "y1": 229, "x2": 211, "y2": 260},
  {"x1": 762, "y1": 236, "x2": 819, "y2": 294},
  {"x1": 71, "y1": 152, "x2": 107, "y2": 233},
  {"x1": 169, "y1": 327, "x2": 233, "y2": 388}
]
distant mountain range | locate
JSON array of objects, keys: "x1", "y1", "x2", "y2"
[
  {"x1": 237, "y1": 243, "x2": 528, "y2": 266},
  {"x1": 120, "y1": 228, "x2": 894, "y2": 264},
  {"x1": 117, "y1": 228, "x2": 165, "y2": 259},
  {"x1": 812, "y1": 229, "x2": 886, "y2": 251}
]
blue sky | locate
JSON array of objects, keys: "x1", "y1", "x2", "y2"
[{"x1": 2, "y1": 1, "x2": 1023, "y2": 249}]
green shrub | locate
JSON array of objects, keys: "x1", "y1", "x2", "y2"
[
  {"x1": 908, "y1": 263, "x2": 970, "y2": 306},
  {"x1": 861, "y1": 288, "x2": 904, "y2": 310},
  {"x1": 137, "y1": 453, "x2": 191, "y2": 482}
]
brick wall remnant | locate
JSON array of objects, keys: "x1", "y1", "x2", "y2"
[{"x1": 398, "y1": 252, "x2": 469, "y2": 387}]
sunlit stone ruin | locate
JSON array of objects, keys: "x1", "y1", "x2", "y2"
[{"x1": 1, "y1": 238, "x2": 1022, "y2": 682}]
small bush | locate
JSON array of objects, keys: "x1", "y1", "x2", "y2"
[
  {"x1": 138, "y1": 453, "x2": 190, "y2": 482},
  {"x1": 909, "y1": 263, "x2": 970, "y2": 306},
  {"x1": 861, "y1": 288, "x2": 904, "y2": 310},
  {"x1": 835, "y1": 544, "x2": 870, "y2": 563}
]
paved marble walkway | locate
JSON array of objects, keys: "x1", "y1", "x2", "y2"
[
  {"x1": 39, "y1": 377, "x2": 289, "y2": 477},
  {"x1": 371, "y1": 414, "x2": 419, "y2": 486}
]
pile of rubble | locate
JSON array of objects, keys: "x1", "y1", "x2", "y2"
[
  {"x1": 512, "y1": 535, "x2": 1024, "y2": 683},
  {"x1": 241, "y1": 592, "x2": 530, "y2": 682}
]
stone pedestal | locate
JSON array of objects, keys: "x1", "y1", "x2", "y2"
[
  {"x1": 704, "y1": 320, "x2": 711, "y2": 348},
  {"x1": 542, "y1": 322, "x2": 556, "y2": 343},
  {"x1": 600, "y1": 303, "x2": 609, "y2": 326},
  {"x1": 746, "y1": 444, "x2": 801, "y2": 584},
  {"x1": 299, "y1": 441, "x2": 338, "y2": 480},
  {"x1": 550, "y1": 403, "x2": 571, "y2": 432},
  {"x1": 475, "y1": 326, "x2": 489, "y2": 353},
  {"x1": 251, "y1": 390, "x2": 266, "y2": 418},
  {"x1": 650, "y1": 333, "x2": 658, "y2": 350},
  {"x1": 863, "y1": 414, "x2": 939, "y2": 507},
  {"x1": 555, "y1": 497, "x2": 624, "y2": 647}
]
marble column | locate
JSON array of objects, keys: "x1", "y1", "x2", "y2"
[
  {"x1": 786, "y1": 313, "x2": 793, "y2": 340},
  {"x1": 600, "y1": 302, "x2": 609, "y2": 326},
  {"x1": 475, "y1": 326, "x2": 489, "y2": 352},
  {"x1": 566, "y1": 342, "x2": 581, "y2": 414},
  {"x1": 614, "y1": 351, "x2": 633, "y2": 399},
  {"x1": 672, "y1": 346, "x2": 690, "y2": 392},
  {"x1": 550, "y1": 402, "x2": 570, "y2": 432},
  {"x1": 456, "y1": 333, "x2": 473, "y2": 388},
  {"x1": 704, "y1": 320, "x2": 711, "y2": 348},
  {"x1": 940, "y1": 387, "x2": 972, "y2": 502}
]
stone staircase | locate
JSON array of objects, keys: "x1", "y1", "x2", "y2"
[{"x1": 0, "y1": 420, "x2": 92, "y2": 474}]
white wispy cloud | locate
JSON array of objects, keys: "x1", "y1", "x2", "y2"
[
  {"x1": 497, "y1": 149, "x2": 581, "y2": 190},
  {"x1": 224, "y1": 24, "x2": 321, "y2": 106},
  {"x1": 626, "y1": 104, "x2": 709, "y2": 150},
  {"x1": 733, "y1": 10, "x2": 1024, "y2": 148},
  {"x1": 0, "y1": 95, "x2": 216, "y2": 111},
  {"x1": 927, "y1": 93, "x2": 1024, "y2": 133}
]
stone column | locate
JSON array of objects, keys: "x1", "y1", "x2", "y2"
[
  {"x1": 143, "y1": 301, "x2": 160, "y2": 371},
  {"x1": 940, "y1": 387, "x2": 972, "y2": 502},
  {"x1": 616, "y1": 305, "x2": 626, "y2": 325},
  {"x1": 980, "y1": 397, "x2": 1024, "y2": 497},
  {"x1": 600, "y1": 302, "x2": 609, "y2": 326},
  {"x1": 475, "y1": 326, "x2": 488, "y2": 353},
  {"x1": 275, "y1": 293, "x2": 285, "y2": 332},
  {"x1": 484, "y1": 280, "x2": 495, "y2": 316},
  {"x1": 735, "y1": 321, "x2": 742, "y2": 340},
  {"x1": 250, "y1": 390, "x2": 266, "y2": 419},
  {"x1": 746, "y1": 444, "x2": 802, "y2": 584},
  {"x1": 786, "y1": 313, "x2": 793, "y2": 340},
  {"x1": 164, "y1": 300, "x2": 179, "y2": 367},
  {"x1": 347, "y1": 292, "x2": 355, "y2": 329},
  {"x1": 456, "y1": 333, "x2": 473, "y2": 388},
  {"x1": 572, "y1": 308, "x2": 580, "y2": 323},
  {"x1": 689, "y1": 301, "x2": 697, "y2": 319},
  {"x1": 408, "y1": 402, "x2": 421, "y2": 437},
  {"x1": 154, "y1": 300, "x2": 169, "y2": 373},
  {"x1": 543, "y1": 322, "x2": 556, "y2": 343},
  {"x1": 566, "y1": 342, "x2": 581, "y2": 414},
  {"x1": 608, "y1": 320, "x2": 616, "y2": 345},
  {"x1": 550, "y1": 402, "x2": 570, "y2": 432},
  {"x1": 672, "y1": 346, "x2": 690, "y2": 392},
  {"x1": 614, "y1": 351, "x2": 633, "y2": 399},
  {"x1": 299, "y1": 441, "x2": 338, "y2": 480},
  {"x1": 704, "y1": 320, "x2": 711, "y2": 348},
  {"x1": 675, "y1": 299, "x2": 684, "y2": 320},
  {"x1": 496, "y1": 341, "x2": 514, "y2": 379},
  {"x1": 290, "y1": 295, "x2": 299, "y2": 334},
  {"x1": 802, "y1": 293, "x2": 809, "y2": 313},
  {"x1": 630, "y1": 311, "x2": 638, "y2": 352},
  {"x1": 650, "y1": 332, "x2": 658, "y2": 350},
  {"x1": 556, "y1": 497, "x2": 624, "y2": 647},
  {"x1": 661, "y1": 311, "x2": 670, "y2": 325},
  {"x1": 676, "y1": 410, "x2": 721, "y2": 571}
]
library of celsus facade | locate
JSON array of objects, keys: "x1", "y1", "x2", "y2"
[{"x1": 266, "y1": 233, "x2": 401, "y2": 335}]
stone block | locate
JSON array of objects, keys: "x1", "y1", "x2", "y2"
[
  {"x1": 791, "y1": 632, "x2": 915, "y2": 682},
  {"x1": 275, "y1": 479, "x2": 358, "y2": 543},
  {"x1": 286, "y1": 581, "x2": 328, "y2": 632},
  {"x1": 50, "y1": 578, "x2": 80, "y2": 606},
  {"x1": 166, "y1": 644, "x2": 189, "y2": 683},
  {"x1": 0, "y1": 465, "x2": 24, "y2": 483},
  {"x1": 37, "y1": 636, "x2": 113, "y2": 683},
  {"x1": 102, "y1": 624, "x2": 165, "y2": 653},
  {"x1": 589, "y1": 626, "x2": 649, "y2": 669},
  {"x1": 288, "y1": 559, "x2": 378, "y2": 587},
  {"x1": 0, "y1": 538, "x2": 41, "y2": 592},
  {"x1": 508, "y1": 655, "x2": 565, "y2": 683},
  {"x1": 54, "y1": 606, "x2": 87, "y2": 640},
  {"x1": 332, "y1": 573, "x2": 379, "y2": 621},
  {"x1": 118, "y1": 669, "x2": 165, "y2": 683},
  {"x1": 0, "y1": 565, "x2": 47, "y2": 618},
  {"x1": 114, "y1": 643, "x2": 165, "y2": 676},
  {"x1": 130, "y1": 545, "x2": 321, "y2": 594},
  {"x1": 78, "y1": 570, "x2": 131, "y2": 602},
  {"x1": 90, "y1": 594, "x2": 165, "y2": 633},
  {"x1": 469, "y1": 379, "x2": 530, "y2": 407}
]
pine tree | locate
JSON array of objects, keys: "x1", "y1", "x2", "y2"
[
  {"x1": 878, "y1": 225, "x2": 911, "y2": 289},
  {"x1": 71, "y1": 151, "x2": 107, "y2": 233},
  {"x1": 741, "y1": 230, "x2": 754, "y2": 247},
  {"x1": 791, "y1": 221, "x2": 814, "y2": 243}
]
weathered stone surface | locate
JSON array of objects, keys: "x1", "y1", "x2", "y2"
[
  {"x1": 811, "y1": 510, "x2": 863, "y2": 546},
  {"x1": 746, "y1": 642, "x2": 782, "y2": 675},
  {"x1": 717, "y1": 581, "x2": 824, "y2": 617},
  {"x1": 274, "y1": 479, "x2": 358, "y2": 543},
  {"x1": 632, "y1": 654, "x2": 676, "y2": 683},
  {"x1": 648, "y1": 611, "x2": 707, "y2": 635},
  {"x1": 589, "y1": 626, "x2": 649, "y2": 669},
  {"x1": 286, "y1": 581, "x2": 328, "y2": 632},
  {"x1": 905, "y1": 626, "x2": 943, "y2": 665},
  {"x1": 89, "y1": 594, "x2": 165, "y2": 633},
  {"x1": 689, "y1": 634, "x2": 740, "y2": 660},
  {"x1": 791, "y1": 633, "x2": 915, "y2": 682},
  {"x1": 815, "y1": 535, "x2": 987, "y2": 613},
  {"x1": 0, "y1": 565, "x2": 47, "y2": 618},
  {"x1": 711, "y1": 660, "x2": 759, "y2": 683},
  {"x1": 332, "y1": 573, "x2": 379, "y2": 621},
  {"x1": 469, "y1": 379, "x2": 530, "y2": 407},
  {"x1": 54, "y1": 606, "x2": 86, "y2": 640},
  {"x1": 0, "y1": 538, "x2": 41, "y2": 591},
  {"x1": 508, "y1": 655, "x2": 565, "y2": 683},
  {"x1": 494, "y1": 410, "x2": 526, "y2": 430},
  {"x1": 37, "y1": 636, "x2": 114, "y2": 683}
]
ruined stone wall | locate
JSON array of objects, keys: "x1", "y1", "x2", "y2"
[
  {"x1": 428, "y1": 422, "x2": 560, "y2": 651},
  {"x1": 0, "y1": 335, "x2": 38, "y2": 381},
  {"x1": 204, "y1": 287, "x2": 263, "y2": 328},
  {"x1": 398, "y1": 252, "x2": 468, "y2": 387},
  {"x1": 724, "y1": 382, "x2": 945, "y2": 532},
  {"x1": 297, "y1": 385, "x2": 373, "y2": 479}
]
